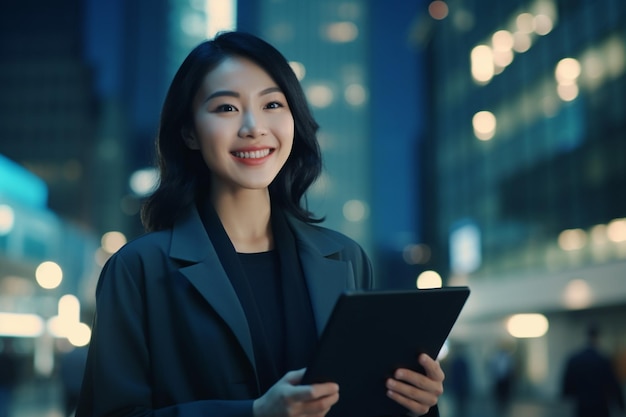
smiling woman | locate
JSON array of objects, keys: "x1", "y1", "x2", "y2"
[
  {"x1": 75, "y1": 31, "x2": 444, "y2": 417},
  {"x1": 183, "y1": 56, "x2": 294, "y2": 198}
]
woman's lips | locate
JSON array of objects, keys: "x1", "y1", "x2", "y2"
[{"x1": 230, "y1": 148, "x2": 275, "y2": 165}]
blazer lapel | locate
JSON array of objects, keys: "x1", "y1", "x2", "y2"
[
  {"x1": 167, "y1": 208, "x2": 357, "y2": 370},
  {"x1": 288, "y1": 217, "x2": 356, "y2": 336},
  {"x1": 169, "y1": 208, "x2": 256, "y2": 373}
]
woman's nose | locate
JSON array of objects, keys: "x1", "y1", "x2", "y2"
[{"x1": 238, "y1": 111, "x2": 267, "y2": 138}]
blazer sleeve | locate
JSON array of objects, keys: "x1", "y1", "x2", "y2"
[{"x1": 76, "y1": 252, "x2": 254, "y2": 417}]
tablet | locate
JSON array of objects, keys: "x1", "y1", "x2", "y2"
[{"x1": 301, "y1": 286, "x2": 470, "y2": 417}]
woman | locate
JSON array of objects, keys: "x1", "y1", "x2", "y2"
[{"x1": 76, "y1": 31, "x2": 444, "y2": 417}]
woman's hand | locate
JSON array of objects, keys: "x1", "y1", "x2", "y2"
[
  {"x1": 385, "y1": 354, "x2": 445, "y2": 416},
  {"x1": 253, "y1": 368, "x2": 340, "y2": 417}
]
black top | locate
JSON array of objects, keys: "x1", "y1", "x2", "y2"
[
  {"x1": 238, "y1": 250, "x2": 286, "y2": 390},
  {"x1": 197, "y1": 198, "x2": 318, "y2": 395}
]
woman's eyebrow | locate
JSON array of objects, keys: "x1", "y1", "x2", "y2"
[
  {"x1": 203, "y1": 90, "x2": 239, "y2": 103},
  {"x1": 202, "y1": 86, "x2": 283, "y2": 104},
  {"x1": 259, "y1": 86, "x2": 282, "y2": 96}
]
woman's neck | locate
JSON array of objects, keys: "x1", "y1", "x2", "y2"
[{"x1": 211, "y1": 188, "x2": 273, "y2": 253}]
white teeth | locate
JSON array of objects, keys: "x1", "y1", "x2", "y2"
[{"x1": 233, "y1": 149, "x2": 271, "y2": 159}]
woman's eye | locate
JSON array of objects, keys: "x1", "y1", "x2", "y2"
[
  {"x1": 214, "y1": 104, "x2": 237, "y2": 112},
  {"x1": 265, "y1": 101, "x2": 283, "y2": 109}
]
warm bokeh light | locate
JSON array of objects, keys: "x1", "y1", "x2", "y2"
[
  {"x1": 344, "y1": 83, "x2": 367, "y2": 106},
  {"x1": 289, "y1": 61, "x2": 306, "y2": 80},
  {"x1": 0, "y1": 204, "x2": 15, "y2": 235},
  {"x1": 204, "y1": 0, "x2": 237, "y2": 39},
  {"x1": 590, "y1": 224, "x2": 609, "y2": 245},
  {"x1": 94, "y1": 247, "x2": 111, "y2": 267},
  {"x1": 558, "y1": 228, "x2": 587, "y2": 251},
  {"x1": 306, "y1": 84, "x2": 334, "y2": 108},
  {"x1": 58, "y1": 294, "x2": 80, "y2": 322},
  {"x1": 607, "y1": 218, "x2": 626, "y2": 243},
  {"x1": 507, "y1": 314, "x2": 549, "y2": 338},
  {"x1": 512, "y1": 31, "x2": 532, "y2": 53},
  {"x1": 324, "y1": 22, "x2": 358, "y2": 43},
  {"x1": 492, "y1": 30, "x2": 514, "y2": 51},
  {"x1": 533, "y1": 14, "x2": 553, "y2": 35},
  {"x1": 416, "y1": 270, "x2": 443, "y2": 289},
  {"x1": 493, "y1": 49, "x2": 514, "y2": 68},
  {"x1": 101, "y1": 231, "x2": 127, "y2": 254},
  {"x1": 0, "y1": 313, "x2": 45, "y2": 337},
  {"x1": 67, "y1": 322, "x2": 92, "y2": 347},
  {"x1": 473, "y1": 3, "x2": 558, "y2": 78},
  {"x1": 563, "y1": 279, "x2": 592, "y2": 309},
  {"x1": 428, "y1": 1, "x2": 449, "y2": 20},
  {"x1": 342, "y1": 199, "x2": 368, "y2": 222},
  {"x1": 35, "y1": 261, "x2": 63, "y2": 289},
  {"x1": 471, "y1": 45, "x2": 494, "y2": 83},
  {"x1": 47, "y1": 294, "x2": 91, "y2": 346},
  {"x1": 557, "y1": 83, "x2": 579, "y2": 101},
  {"x1": 47, "y1": 317, "x2": 92, "y2": 347},
  {"x1": 555, "y1": 58, "x2": 581, "y2": 84},
  {"x1": 516, "y1": 13, "x2": 535, "y2": 33},
  {"x1": 472, "y1": 110, "x2": 497, "y2": 140},
  {"x1": 555, "y1": 57, "x2": 581, "y2": 102}
]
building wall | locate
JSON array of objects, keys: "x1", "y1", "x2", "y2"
[
  {"x1": 426, "y1": 0, "x2": 626, "y2": 281},
  {"x1": 425, "y1": 0, "x2": 626, "y2": 399}
]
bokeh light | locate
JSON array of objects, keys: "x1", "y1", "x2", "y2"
[
  {"x1": 416, "y1": 270, "x2": 443, "y2": 289},
  {"x1": 35, "y1": 261, "x2": 63, "y2": 290},
  {"x1": 507, "y1": 314, "x2": 549, "y2": 338}
]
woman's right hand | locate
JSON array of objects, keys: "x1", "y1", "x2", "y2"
[{"x1": 253, "y1": 368, "x2": 339, "y2": 417}]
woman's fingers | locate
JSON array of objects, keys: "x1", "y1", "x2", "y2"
[
  {"x1": 386, "y1": 373, "x2": 439, "y2": 406},
  {"x1": 385, "y1": 355, "x2": 445, "y2": 416},
  {"x1": 419, "y1": 354, "x2": 445, "y2": 383},
  {"x1": 254, "y1": 369, "x2": 340, "y2": 417}
]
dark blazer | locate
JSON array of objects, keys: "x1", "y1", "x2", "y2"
[{"x1": 76, "y1": 206, "x2": 373, "y2": 417}]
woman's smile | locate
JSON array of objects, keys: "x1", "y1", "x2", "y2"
[{"x1": 231, "y1": 147, "x2": 275, "y2": 165}]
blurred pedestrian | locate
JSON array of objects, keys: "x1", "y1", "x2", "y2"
[
  {"x1": 0, "y1": 338, "x2": 19, "y2": 417},
  {"x1": 75, "y1": 31, "x2": 445, "y2": 417},
  {"x1": 488, "y1": 341, "x2": 515, "y2": 416},
  {"x1": 561, "y1": 324, "x2": 625, "y2": 417}
]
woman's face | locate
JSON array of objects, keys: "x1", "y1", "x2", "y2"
[{"x1": 187, "y1": 56, "x2": 294, "y2": 195}]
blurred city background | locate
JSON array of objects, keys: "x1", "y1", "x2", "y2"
[{"x1": 0, "y1": 0, "x2": 625, "y2": 416}]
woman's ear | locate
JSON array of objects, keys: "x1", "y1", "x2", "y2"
[{"x1": 181, "y1": 127, "x2": 200, "y2": 150}]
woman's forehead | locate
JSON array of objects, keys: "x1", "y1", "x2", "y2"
[{"x1": 202, "y1": 56, "x2": 278, "y2": 92}]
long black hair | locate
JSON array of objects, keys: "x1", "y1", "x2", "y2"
[{"x1": 141, "y1": 31, "x2": 323, "y2": 232}]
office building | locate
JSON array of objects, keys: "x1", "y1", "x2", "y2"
[{"x1": 422, "y1": 0, "x2": 626, "y2": 397}]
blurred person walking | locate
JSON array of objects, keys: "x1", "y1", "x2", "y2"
[
  {"x1": 561, "y1": 324, "x2": 625, "y2": 417},
  {"x1": 75, "y1": 31, "x2": 445, "y2": 417},
  {"x1": 488, "y1": 342, "x2": 515, "y2": 417}
]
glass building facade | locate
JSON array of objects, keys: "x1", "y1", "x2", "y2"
[
  {"x1": 424, "y1": 0, "x2": 626, "y2": 282},
  {"x1": 422, "y1": 0, "x2": 626, "y2": 400}
]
